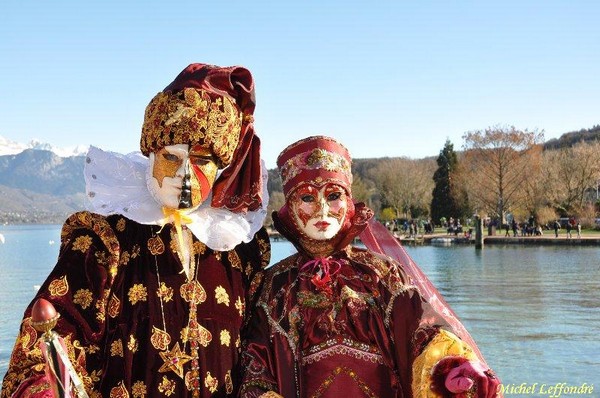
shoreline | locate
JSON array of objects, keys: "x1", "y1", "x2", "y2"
[
  {"x1": 400, "y1": 233, "x2": 600, "y2": 246},
  {"x1": 266, "y1": 229, "x2": 600, "y2": 246}
]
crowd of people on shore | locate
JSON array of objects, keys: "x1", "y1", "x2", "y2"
[
  {"x1": 384, "y1": 214, "x2": 590, "y2": 241},
  {"x1": 501, "y1": 216, "x2": 583, "y2": 239}
]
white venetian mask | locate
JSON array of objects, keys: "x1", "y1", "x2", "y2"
[
  {"x1": 289, "y1": 183, "x2": 349, "y2": 240},
  {"x1": 147, "y1": 144, "x2": 219, "y2": 209}
]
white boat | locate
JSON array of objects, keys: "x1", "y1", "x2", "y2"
[{"x1": 431, "y1": 237, "x2": 453, "y2": 245}]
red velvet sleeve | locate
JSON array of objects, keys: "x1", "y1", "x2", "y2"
[
  {"x1": 239, "y1": 301, "x2": 280, "y2": 398},
  {"x1": 1, "y1": 212, "x2": 119, "y2": 398}
]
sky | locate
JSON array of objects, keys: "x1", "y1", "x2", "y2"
[{"x1": 1, "y1": 1, "x2": 599, "y2": 168}]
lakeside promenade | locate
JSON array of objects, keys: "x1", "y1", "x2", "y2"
[
  {"x1": 266, "y1": 228, "x2": 600, "y2": 245},
  {"x1": 401, "y1": 232, "x2": 600, "y2": 246}
]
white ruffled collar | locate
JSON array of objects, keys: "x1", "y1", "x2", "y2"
[{"x1": 84, "y1": 146, "x2": 268, "y2": 251}]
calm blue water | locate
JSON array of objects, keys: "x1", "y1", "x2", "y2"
[{"x1": 1, "y1": 225, "x2": 599, "y2": 392}]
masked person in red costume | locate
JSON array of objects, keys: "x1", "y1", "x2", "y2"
[
  {"x1": 1, "y1": 64, "x2": 270, "y2": 398},
  {"x1": 239, "y1": 136, "x2": 500, "y2": 398}
]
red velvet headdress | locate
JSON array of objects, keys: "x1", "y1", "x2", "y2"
[
  {"x1": 140, "y1": 63, "x2": 262, "y2": 213},
  {"x1": 276, "y1": 136, "x2": 353, "y2": 199}
]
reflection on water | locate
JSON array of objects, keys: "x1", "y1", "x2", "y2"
[
  {"x1": 402, "y1": 244, "x2": 600, "y2": 386},
  {"x1": 1, "y1": 227, "x2": 598, "y2": 387}
]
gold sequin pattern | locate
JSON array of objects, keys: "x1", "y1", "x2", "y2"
[{"x1": 141, "y1": 88, "x2": 242, "y2": 167}]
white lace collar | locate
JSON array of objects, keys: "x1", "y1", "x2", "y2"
[{"x1": 84, "y1": 146, "x2": 268, "y2": 251}]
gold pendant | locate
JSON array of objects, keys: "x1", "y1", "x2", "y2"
[
  {"x1": 151, "y1": 326, "x2": 171, "y2": 351},
  {"x1": 180, "y1": 280, "x2": 207, "y2": 304},
  {"x1": 187, "y1": 319, "x2": 213, "y2": 347},
  {"x1": 158, "y1": 342, "x2": 193, "y2": 378}
]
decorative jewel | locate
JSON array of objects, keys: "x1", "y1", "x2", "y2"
[
  {"x1": 225, "y1": 370, "x2": 233, "y2": 394},
  {"x1": 19, "y1": 318, "x2": 38, "y2": 350},
  {"x1": 180, "y1": 280, "x2": 206, "y2": 304},
  {"x1": 153, "y1": 231, "x2": 207, "y2": 394},
  {"x1": 157, "y1": 282, "x2": 174, "y2": 302},
  {"x1": 158, "y1": 342, "x2": 193, "y2": 379},
  {"x1": 72, "y1": 235, "x2": 93, "y2": 253},
  {"x1": 151, "y1": 326, "x2": 172, "y2": 351},
  {"x1": 110, "y1": 340, "x2": 123, "y2": 357},
  {"x1": 131, "y1": 381, "x2": 147, "y2": 398},
  {"x1": 109, "y1": 381, "x2": 130, "y2": 398},
  {"x1": 128, "y1": 284, "x2": 148, "y2": 305},
  {"x1": 127, "y1": 335, "x2": 139, "y2": 353},
  {"x1": 48, "y1": 275, "x2": 69, "y2": 297},
  {"x1": 235, "y1": 296, "x2": 244, "y2": 316},
  {"x1": 116, "y1": 218, "x2": 126, "y2": 232},
  {"x1": 204, "y1": 371, "x2": 219, "y2": 393},
  {"x1": 220, "y1": 330, "x2": 231, "y2": 347},
  {"x1": 73, "y1": 289, "x2": 93, "y2": 309},
  {"x1": 214, "y1": 286, "x2": 230, "y2": 306},
  {"x1": 158, "y1": 376, "x2": 176, "y2": 396},
  {"x1": 187, "y1": 319, "x2": 212, "y2": 347},
  {"x1": 108, "y1": 294, "x2": 121, "y2": 318},
  {"x1": 147, "y1": 235, "x2": 165, "y2": 255}
]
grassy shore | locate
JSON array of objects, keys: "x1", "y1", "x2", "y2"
[
  {"x1": 431, "y1": 226, "x2": 600, "y2": 238},
  {"x1": 395, "y1": 226, "x2": 600, "y2": 246}
]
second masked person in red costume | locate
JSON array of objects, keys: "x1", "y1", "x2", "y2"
[{"x1": 239, "y1": 136, "x2": 500, "y2": 398}]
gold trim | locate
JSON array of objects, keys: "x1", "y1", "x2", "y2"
[{"x1": 141, "y1": 88, "x2": 242, "y2": 167}]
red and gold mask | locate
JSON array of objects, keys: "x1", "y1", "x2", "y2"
[
  {"x1": 289, "y1": 183, "x2": 349, "y2": 240},
  {"x1": 147, "y1": 144, "x2": 218, "y2": 209}
]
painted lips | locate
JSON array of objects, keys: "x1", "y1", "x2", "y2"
[{"x1": 314, "y1": 221, "x2": 330, "y2": 231}]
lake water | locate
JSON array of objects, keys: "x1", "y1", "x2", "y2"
[{"x1": 1, "y1": 225, "x2": 599, "y2": 394}]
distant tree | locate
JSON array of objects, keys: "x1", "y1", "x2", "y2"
[
  {"x1": 543, "y1": 124, "x2": 600, "y2": 150},
  {"x1": 430, "y1": 140, "x2": 469, "y2": 225},
  {"x1": 521, "y1": 150, "x2": 554, "y2": 224},
  {"x1": 370, "y1": 158, "x2": 435, "y2": 219},
  {"x1": 267, "y1": 168, "x2": 282, "y2": 194},
  {"x1": 544, "y1": 141, "x2": 600, "y2": 214},
  {"x1": 380, "y1": 207, "x2": 397, "y2": 222},
  {"x1": 351, "y1": 174, "x2": 374, "y2": 206},
  {"x1": 265, "y1": 191, "x2": 285, "y2": 229},
  {"x1": 458, "y1": 125, "x2": 544, "y2": 223}
]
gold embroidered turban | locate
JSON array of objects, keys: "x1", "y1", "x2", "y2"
[{"x1": 140, "y1": 87, "x2": 242, "y2": 167}]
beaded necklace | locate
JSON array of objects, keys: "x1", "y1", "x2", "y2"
[{"x1": 151, "y1": 226, "x2": 207, "y2": 397}]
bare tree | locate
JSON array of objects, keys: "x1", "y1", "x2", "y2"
[
  {"x1": 520, "y1": 150, "x2": 555, "y2": 223},
  {"x1": 459, "y1": 125, "x2": 544, "y2": 222},
  {"x1": 544, "y1": 141, "x2": 600, "y2": 213},
  {"x1": 370, "y1": 158, "x2": 435, "y2": 219},
  {"x1": 351, "y1": 174, "x2": 374, "y2": 206}
]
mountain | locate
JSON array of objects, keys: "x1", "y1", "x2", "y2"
[
  {"x1": 543, "y1": 125, "x2": 600, "y2": 150},
  {"x1": 0, "y1": 148, "x2": 87, "y2": 224},
  {"x1": 0, "y1": 135, "x2": 88, "y2": 157}
]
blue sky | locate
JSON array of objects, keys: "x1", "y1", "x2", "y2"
[{"x1": 1, "y1": 1, "x2": 598, "y2": 167}]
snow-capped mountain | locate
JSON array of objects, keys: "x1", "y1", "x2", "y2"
[{"x1": 0, "y1": 135, "x2": 88, "y2": 157}]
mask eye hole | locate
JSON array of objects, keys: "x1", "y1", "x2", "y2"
[
  {"x1": 162, "y1": 153, "x2": 180, "y2": 162},
  {"x1": 189, "y1": 155, "x2": 214, "y2": 167},
  {"x1": 301, "y1": 195, "x2": 315, "y2": 203},
  {"x1": 327, "y1": 192, "x2": 342, "y2": 201}
]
